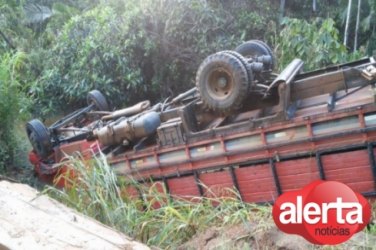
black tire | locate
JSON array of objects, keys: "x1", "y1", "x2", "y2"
[
  {"x1": 235, "y1": 40, "x2": 275, "y2": 70},
  {"x1": 196, "y1": 53, "x2": 249, "y2": 114},
  {"x1": 220, "y1": 50, "x2": 254, "y2": 85},
  {"x1": 253, "y1": 40, "x2": 274, "y2": 58},
  {"x1": 26, "y1": 119, "x2": 53, "y2": 159},
  {"x1": 87, "y1": 90, "x2": 109, "y2": 111}
]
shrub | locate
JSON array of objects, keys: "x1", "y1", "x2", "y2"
[
  {"x1": 34, "y1": 0, "x2": 277, "y2": 115},
  {"x1": 0, "y1": 52, "x2": 31, "y2": 170},
  {"x1": 272, "y1": 18, "x2": 364, "y2": 71}
]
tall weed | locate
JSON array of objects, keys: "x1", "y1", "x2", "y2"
[{"x1": 45, "y1": 153, "x2": 272, "y2": 248}]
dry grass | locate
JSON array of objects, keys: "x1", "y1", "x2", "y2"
[
  {"x1": 44, "y1": 153, "x2": 376, "y2": 249},
  {"x1": 44, "y1": 153, "x2": 271, "y2": 248}
]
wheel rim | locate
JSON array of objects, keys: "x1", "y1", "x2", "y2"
[{"x1": 206, "y1": 67, "x2": 234, "y2": 100}]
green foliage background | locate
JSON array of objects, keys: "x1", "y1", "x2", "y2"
[
  {"x1": 34, "y1": 0, "x2": 277, "y2": 112},
  {"x1": 0, "y1": 0, "x2": 375, "y2": 169},
  {"x1": 0, "y1": 52, "x2": 31, "y2": 169}
]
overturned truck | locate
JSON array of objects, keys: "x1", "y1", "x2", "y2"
[{"x1": 27, "y1": 40, "x2": 376, "y2": 202}]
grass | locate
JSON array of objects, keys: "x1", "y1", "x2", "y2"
[
  {"x1": 44, "y1": 152, "x2": 272, "y2": 249},
  {"x1": 43, "y1": 152, "x2": 376, "y2": 249}
]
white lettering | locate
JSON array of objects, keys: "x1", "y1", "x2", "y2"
[
  {"x1": 297, "y1": 196, "x2": 302, "y2": 223},
  {"x1": 345, "y1": 204, "x2": 363, "y2": 224},
  {"x1": 278, "y1": 196, "x2": 363, "y2": 225},
  {"x1": 336, "y1": 198, "x2": 345, "y2": 224},
  {"x1": 321, "y1": 199, "x2": 337, "y2": 223},
  {"x1": 279, "y1": 202, "x2": 296, "y2": 224},
  {"x1": 303, "y1": 202, "x2": 320, "y2": 224}
]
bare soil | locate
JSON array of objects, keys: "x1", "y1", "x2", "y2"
[{"x1": 178, "y1": 221, "x2": 376, "y2": 250}]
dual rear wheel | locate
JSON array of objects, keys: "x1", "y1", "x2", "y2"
[
  {"x1": 196, "y1": 40, "x2": 274, "y2": 114},
  {"x1": 196, "y1": 52, "x2": 249, "y2": 114}
]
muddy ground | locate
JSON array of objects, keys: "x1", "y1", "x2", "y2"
[{"x1": 179, "y1": 222, "x2": 376, "y2": 250}]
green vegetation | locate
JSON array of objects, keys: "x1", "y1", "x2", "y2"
[
  {"x1": 46, "y1": 154, "x2": 271, "y2": 248},
  {"x1": 0, "y1": 52, "x2": 30, "y2": 170},
  {"x1": 274, "y1": 18, "x2": 363, "y2": 71},
  {"x1": 1, "y1": 0, "x2": 373, "y2": 119},
  {"x1": 46, "y1": 154, "x2": 376, "y2": 248},
  {"x1": 35, "y1": 0, "x2": 276, "y2": 112}
]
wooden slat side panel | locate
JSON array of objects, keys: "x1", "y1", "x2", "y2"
[
  {"x1": 322, "y1": 150, "x2": 375, "y2": 193},
  {"x1": 276, "y1": 158, "x2": 320, "y2": 192},
  {"x1": 235, "y1": 164, "x2": 277, "y2": 203},
  {"x1": 167, "y1": 176, "x2": 200, "y2": 198},
  {"x1": 199, "y1": 171, "x2": 235, "y2": 198}
]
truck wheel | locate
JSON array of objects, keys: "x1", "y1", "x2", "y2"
[
  {"x1": 26, "y1": 119, "x2": 53, "y2": 159},
  {"x1": 87, "y1": 90, "x2": 109, "y2": 111},
  {"x1": 220, "y1": 50, "x2": 254, "y2": 85},
  {"x1": 235, "y1": 40, "x2": 275, "y2": 70},
  {"x1": 196, "y1": 52, "x2": 249, "y2": 114}
]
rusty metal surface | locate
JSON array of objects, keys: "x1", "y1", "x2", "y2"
[{"x1": 266, "y1": 58, "x2": 303, "y2": 93}]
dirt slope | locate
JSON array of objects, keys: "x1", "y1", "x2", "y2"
[
  {"x1": 0, "y1": 180, "x2": 149, "y2": 250},
  {"x1": 179, "y1": 219, "x2": 376, "y2": 250}
]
